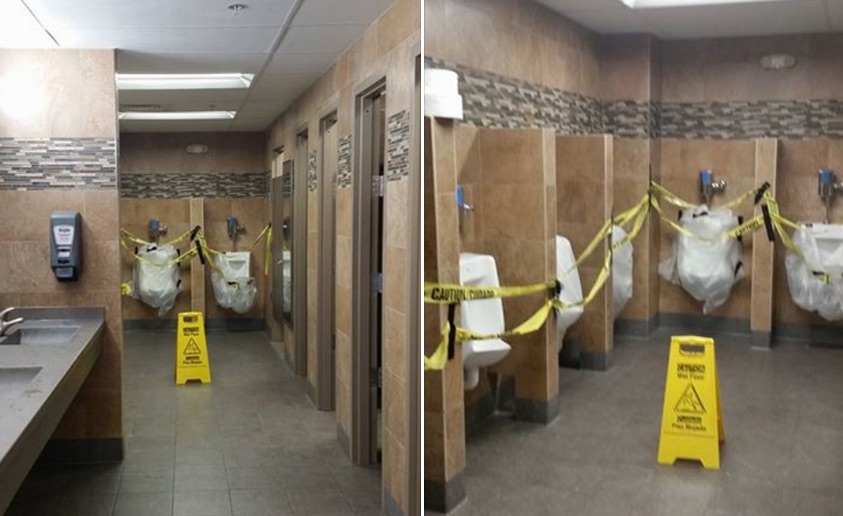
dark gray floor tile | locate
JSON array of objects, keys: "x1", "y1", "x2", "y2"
[
  {"x1": 120, "y1": 469, "x2": 175, "y2": 494},
  {"x1": 54, "y1": 494, "x2": 117, "y2": 516},
  {"x1": 173, "y1": 489, "x2": 232, "y2": 516},
  {"x1": 287, "y1": 490, "x2": 351, "y2": 514},
  {"x1": 114, "y1": 491, "x2": 174, "y2": 516},
  {"x1": 174, "y1": 467, "x2": 229, "y2": 492},
  {"x1": 229, "y1": 488, "x2": 291, "y2": 515}
]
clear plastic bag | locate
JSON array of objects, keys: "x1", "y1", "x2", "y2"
[
  {"x1": 785, "y1": 224, "x2": 843, "y2": 321},
  {"x1": 132, "y1": 245, "x2": 181, "y2": 316},
  {"x1": 211, "y1": 254, "x2": 257, "y2": 315},
  {"x1": 555, "y1": 236, "x2": 584, "y2": 348},
  {"x1": 611, "y1": 225, "x2": 634, "y2": 318},
  {"x1": 659, "y1": 205, "x2": 744, "y2": 314}
]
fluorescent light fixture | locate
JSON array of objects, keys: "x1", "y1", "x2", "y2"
[
  {"x1": 0, "y1": 77, "x2": 45, "y2": 119},
  {"x1": 119, "y1": 111, "x2": 236, "y2": 121},
  {"x1": 116, "y1": 73, "x2": 254, "y2": 90},
  {"x1": 620, "y1": 0, "x2": 796, "y2": 8},
  {"x1": 0, "y1": 0, "x2": 57, "y2": 47}
]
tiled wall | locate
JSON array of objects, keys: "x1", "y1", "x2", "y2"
[
  {"x1": 266, "y1": 0, "x2": 419, "y2": 512},
  {"x1": 424, "y1": 0, "x2": 601, "y2": 97},
  {"x1": 557, "y1": 135, "x2": 614, "y2": 368},
  {"x1": 424, "y1": 119, "x2": 465, "y2": 513},
  {"x1": 119, "y1": 132, "x2": 270, "y2": 325},
  {"x1": 120, "y1": 172, "x2": 267, "y2": 198},
  {"x1": 774, "y1": 139, "x2": 843, "y2": 334},
  {"x1": 0, "y1": 138, "x2": 117, "y2": 189},
  {"x1": 0, "y1": 49, "x2": 122, "y2": 459}
]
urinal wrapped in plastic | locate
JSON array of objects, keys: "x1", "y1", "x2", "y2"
[
  {"x1": 211, "y1": 252, "x2": 257, "y2": 314},
  {"x1": 555, "y1": 236, "x2": 584, "y2": 347},
  {"x1": 659, "y1": 205, "x2": 744, "y2": 314},
  {"x1": 785, "y1": 224, "x2": 843, "y2": 321},
  {"x1": 611, "y1": 225, "x2": 633, "y2": 318},
  {"x1": 132, "y1": 245, "x2": 181, "y2": 316}
]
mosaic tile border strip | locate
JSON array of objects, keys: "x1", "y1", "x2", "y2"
[
  {"x1": 425, "y1": 57, "x2": 604, "y2": 134},
  {"x1": 386, "y1": 110, "x2": 411, "y2": 182},
  {"x1": 603, "y1": 100, "x2": 653, "y2": 139},
  {"x1": 307, "y1": 150, "x2": 318, "y2": 192},
  {"x1": 660, "y1": 100, "x2": 843, "y2": 139},
  {"x1": 0, "y1": 137, "x2": 117, "y2": 190},
  {"x1": 337, "y1": 135, "x2": 353, "y2": 189},
  {"x1": 120, "y1": 172, "x2": 269, "y2": 198}
]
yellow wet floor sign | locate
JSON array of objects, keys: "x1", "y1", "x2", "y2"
[
  {"x1": 176, "y1": 312, "x2": 211, "y2": 385},
  {"x1": 657, "y1": 336, "x2": 724, "y2": 469}
]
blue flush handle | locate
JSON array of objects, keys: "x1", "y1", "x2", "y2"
[{"x1": 456, "y1": 185, "x2": 473, "y2": 212}]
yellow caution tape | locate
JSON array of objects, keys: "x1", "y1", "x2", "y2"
[
  {"x1": 424, "y1": 323, "x2": 451, "y2": 371},
  {"x1": 121, "y1": 283, "x2": 132, "y2": 296},
  {"x1": 120, "y1": 239, "x2": 198, "y2": 267},
  {"x1": 423, "y1": 195, "x2": 651, "y2": 371},
  {"x1": 424, "y1": 281, "x2": 556, "y2": 305},
  {"x1": 120, "y1": 227, "x2": 196, "y2": 248}
]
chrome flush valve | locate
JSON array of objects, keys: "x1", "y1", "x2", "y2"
[{"x1": 700, "y1": 169, "x2": 727, "y2": 206}]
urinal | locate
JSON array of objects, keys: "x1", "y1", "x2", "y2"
[
  {"x1": 459, "y1": 253, "x2": 511, "y2": 390},
  {"x1": 555, "y1": 236, "x2": 584, "y2": 351},
  {"x1": 807, "y1": 223, "x2": 843, "y2": 273},
  {"x1": 222, "y1": 252, "x2": 251, "y2": 280}
]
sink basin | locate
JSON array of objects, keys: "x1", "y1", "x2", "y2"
[
  {"x1": 0, "y1": 367, "x2": 42, "y2": 398},
  {"x1": 0, "y1": 326, "x2": 79, "y2": 345}
]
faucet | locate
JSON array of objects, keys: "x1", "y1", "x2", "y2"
[
  {"x1": 0, "y1": 307, "x2": 24, "y2": 336},
  {"x1": 817, "y1": 169, "x2": 843, "y2": 223},
  {"x1": 700, "y1": 170, "x2": 727, "y2": 206}
]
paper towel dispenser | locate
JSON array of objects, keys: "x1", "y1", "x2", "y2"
[{"x1": 50, "y1": 212, "x2": 82, "y2": 281}]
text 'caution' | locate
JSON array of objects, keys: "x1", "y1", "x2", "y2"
[
  {"x1": 657, "y1": 336, "x2": 724, "y2": 469},
  {"x1": 176, "y1": 311, "x2": 211, "y2": 385}
]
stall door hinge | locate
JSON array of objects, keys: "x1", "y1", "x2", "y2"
[
  {"x1": 372, "y1": 175, "x2": 385, "y2": 198},
  {"x1": 373, "y1": 272, "x2": 383, "y2": 294}
]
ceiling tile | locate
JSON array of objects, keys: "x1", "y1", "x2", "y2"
[
  {"x1": 118, "y1": 89, "x2": 249, "y2": 104},
  {"x1": 116, "y1": 51, "x2": 267, "y2": 74},
  {"x1": 535, "y1": 0, "x2": 630, "y2": 13},
  {"x1": 120, "y1": 119, "x2": 235, "y2": 132},
  {"x1": 639, "y1": 1, "x2": 828, "y2": 39},
  {"x1": 50, "y1": 27, "x2": 279, "y2": 54},
  {"x1": 277, "y1": 25, "x2": 370, "y2": 54},
  {"x1": 562, "y1": 8, "x2": 654, "y2": 35},
  {"x1": 27, "y1": 0, "x2": 295, "y2": 29},
  {"x1": 264, "y1": 52, "x2": 337, "y2": 73},
  {"x1": 293, "y1": 0, "x2": 395, "y2": 25},
  {"x1": 829, "y1": 0, "x2": 843, "y2": 31}
]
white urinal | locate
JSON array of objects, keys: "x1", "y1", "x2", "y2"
[
  {"x1": 222, "y1": 252, "x2": 251, "y2": 280},
  {"x1": 459, "y1": 253, "x2": 511, "y2": 390},
  {"x1": 555, "y1": 236, "x2": 584, "y2": 351},
  {"x1": 807, "y1": 224, "x2": 843, "y2": 274}
]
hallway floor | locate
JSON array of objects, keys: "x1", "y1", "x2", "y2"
[
  {"x1": 442, "y1": 329, "x2": 843, "y2": 516},
  {"x1": 7, "y1": 330, "x2": 381, "y2": 516}
]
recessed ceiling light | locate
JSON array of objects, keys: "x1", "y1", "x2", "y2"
[
  {"x1": 119, "y1": 111, "x2": 236, "y2": 121},
  {"x1": 760, "y1": 54, "x2": 796, "y2": 70},
  {"x1": 620, "y1": 0, "x2": 796, "y2": 8},
  {"x1": 115, "y1": 73, "x2": 254, "y2": 90}
]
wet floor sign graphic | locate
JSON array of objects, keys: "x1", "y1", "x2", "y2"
[
  {"x1": 176, "y1": 312, "x2": 211, "y2": 385},
  {"x1": 657, "y1": 336, "x2": 724, "y2": 469}
]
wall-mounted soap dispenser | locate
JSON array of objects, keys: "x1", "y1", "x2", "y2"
[
  {"x1": 700, "y1": 169, "x2": 727, "y2": 206},
  {"x1": 817, "y1": 169, "x2": 843, "y2": 223},
  {"x1": 50, "y1": 212, "x2": 82, "y2": 282},
  {"x1": 227, "y1": 216, "x2": 245, "y2": 250},
  {"x1": 149, "y1": 218, "x2": 168, "y2": 243}
]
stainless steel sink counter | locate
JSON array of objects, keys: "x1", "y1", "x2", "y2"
[{"x1": 0, "y1": 307, "x2": 104, "y2": 515}]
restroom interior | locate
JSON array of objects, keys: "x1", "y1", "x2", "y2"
[
  {"x1": 424, "y1": 0, "x2": 843, "y2": 513},
  {"x1": 0, "y1": 0, "x2": 420, "y2": 515}
]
